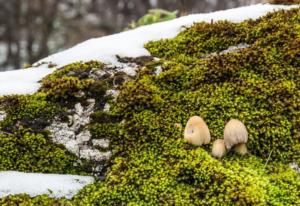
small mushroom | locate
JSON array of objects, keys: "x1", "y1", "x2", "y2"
[
  {"x1": 184, "y1": 116, "x2": 211, "y2": 146},
  {"x1": 233, "y1": 143, "x2": 248, "y2": 155},
  {"x1": 212, "y1": 139, "x2": 226, "y2": 158},
  {"x1": 224, "y1": 119, "x2": 248, "y2": 155}
]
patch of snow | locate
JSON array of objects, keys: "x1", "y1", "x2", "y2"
[
  {"x1": 0, "y1": 171, "x2": 94, "y2": 199},
  {"x1": 36, "y1": 4, "x2": 296, "y2": 68},
  {"x1": 0, "y1": 4, "x2": 297, "y2": 96},
  {"x1": 0, "y1": 67, "x2": 53, "y2": 96}
]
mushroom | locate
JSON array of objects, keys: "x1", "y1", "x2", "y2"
[
  {"x1": 212, "y1": 139, "x2": 226, "y2": 158},
  {"x1": 224, "y1": 119, "x2": 248, "y2": 155},
  {"x1": 184, "y1": 116, "x2": 211, "y2": 146}
]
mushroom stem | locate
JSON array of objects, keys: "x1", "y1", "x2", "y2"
[
  {"x1": 234, "y1": 143, "x2": 248, "y2": 155},
  {"x1": 212, "y1": 139, "x2": 226, "y2": 158}
]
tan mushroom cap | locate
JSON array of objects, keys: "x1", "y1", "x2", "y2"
[
  {"x1": 184, "y1": 116, "x2": 211, "y2": 146},
  {"x1": 212, "y1": 139, "x2": 226, "y2": 158},
  {"x1": 224, "y1": 119, "x2": 248, "y2": 150}
]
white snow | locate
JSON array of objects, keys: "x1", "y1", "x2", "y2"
[
  {"x1": 0, "y1": 67, "x2": 53, "y2": 96},
  {"x1": 36, "y1": 4, "x2": 297, "y2": 68},
  {"x1": 0, "y1": 4, "x2": 297, "y2": 96},
  {"x1": 0, "y1": 171, "x2": 94, "y2": 199}
]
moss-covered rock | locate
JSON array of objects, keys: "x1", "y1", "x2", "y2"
[
  {"x1": 1, "y1": 7, "x2": 300, "y2": 206},
  {"x1": 72, "y1": 8, "x2": 300, "y2": 205}
]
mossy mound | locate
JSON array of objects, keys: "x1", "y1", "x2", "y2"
[
  {"x1": 144, "y1": 8, "x2": 300, "y2": 163},
  {"x1": 73, "y1": 8, "x2": 300, "y2": 205},
  {"x1": 0, "y1": 7, "x2": 300, "y2": 206}
]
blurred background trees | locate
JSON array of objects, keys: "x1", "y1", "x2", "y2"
[{"x1": 0, "y1": 0, "x2": 262, "y2": 71}]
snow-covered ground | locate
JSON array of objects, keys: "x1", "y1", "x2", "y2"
[
  {"x1": 0, "y1": 3, "x2": 297, "y2": 97},
  {"x1": 0, "y1": 67, "x2": 53, "y2": 96},
  {"x1": 0, "y1": 171, "x2": 94, "y2": 199}
]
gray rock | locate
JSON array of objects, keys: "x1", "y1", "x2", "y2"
[
  {"x1": 202, "y1": 43, "x2": 250, "y2": 59},
  {"x1": 46, "y1": 98, "x2": 111, "y2": 166},
  {"x1": 219, "y1": 43, "x2": 249, "y2": 55}
]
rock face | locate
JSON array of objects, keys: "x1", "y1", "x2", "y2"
[{"x1": 46, "y1": 99, "x2": 112, "y2": 174}]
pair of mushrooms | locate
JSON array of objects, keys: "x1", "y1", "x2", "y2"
[{"x1": 183, "y1": 116, "x2": 248, "y2": 158}]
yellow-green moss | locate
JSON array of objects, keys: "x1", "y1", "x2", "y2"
[
  {"x1": 0, "y1": 93, "x2": 60, "y2": 131},
  {"x1": 0, "y1": 130, "x2": 87, "y2": 174},
  {"x1": 267, "y1": 0, "x2": 300, "y2": 4},
  {"x1": 0, "y1": 194, "x2": 71, "y2": 206}
]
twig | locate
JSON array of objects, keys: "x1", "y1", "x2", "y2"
[{"x1": 263, "y1": 150, "x2": 273, "y2": 170}]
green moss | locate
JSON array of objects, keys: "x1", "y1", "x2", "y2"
[
  {"x1": 40, "y1": 76, "x2": 94, "y2": 102},
  {"x1": 0, "y1": 194, "x2": 71, "y2": 206},
  {"x1": 267, "y1": 0, "x2": 300, "y2": 4},
  {"x1": 44, "y1": 61, "x2": 104, "y2": 80},
  {"x1": 0, "y1": 130, "x2": 87, "y2": 174},
  {"x1": 142, "y1": 8, "x2": 300, "y2": 162},
  {"x1": 39, "y1": 61, "x2": 115, "y2": 107},
  {"x1": 72, "y1": 8, "x2": 300, "y2": 205},
  {"x1": 0, "y1": 93, "x2": 60, "y2": 131}
]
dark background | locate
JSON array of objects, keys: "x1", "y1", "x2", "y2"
[{"x1": 0, "y1": 0, "x2": 262, "y2": 71}]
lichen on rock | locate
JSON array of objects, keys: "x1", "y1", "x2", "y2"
[{"x1": 46, "y1": 99, "x2": 112, "y2": 169}]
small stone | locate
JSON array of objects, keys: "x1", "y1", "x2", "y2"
[
  {"x1": 290, "y1": 162, "x2": 300, "y2": 174},
  {"x1": 155, "y1": 66, "x2": 162, "y2": 75},
  {"x1": 79, "y1": 149, "x2": 112, "y2": 162},
  {"x1": 74, "y1": 90, "x2": 85, "y2": 98},
  {"x1": 74, "y1": 103, "x2": 84, "y2": 116},
  {"x1": 106, "y1": 89, "x2": 119, "y2": 99},
  {"x1": 103, "y1": 103, "x2": 110, "y2": 112},
  {"x1": 0, "y1": 111, "x2": 7, "y2": 122},
  {"x1": 92, "y1": 139, "x2": 110, "y2": 149}
]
